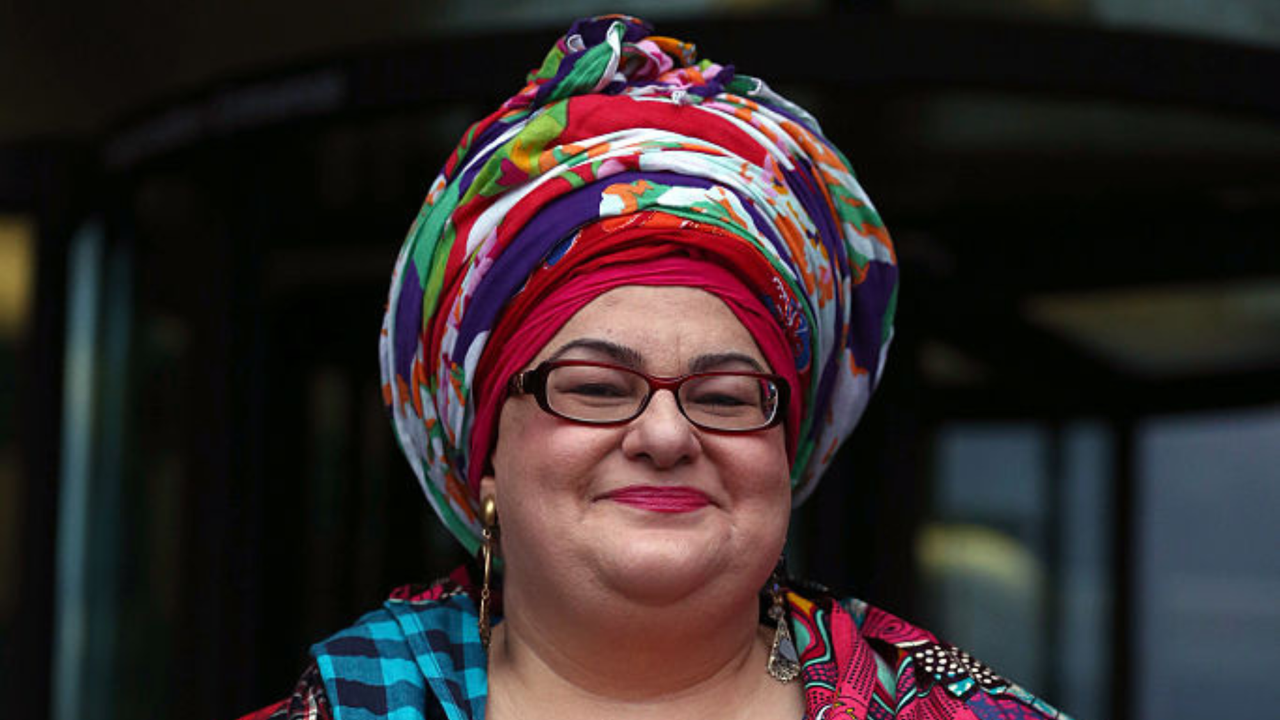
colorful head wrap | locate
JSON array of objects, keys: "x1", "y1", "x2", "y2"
[{"x1": 380, "y1": 15, "x2": 898, "y2": 554}]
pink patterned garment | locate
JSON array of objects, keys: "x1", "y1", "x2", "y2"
[
  {"x1": 240, "y1": 571, "x2": 1072, "y2": 720},
  {"x1": 787, "y1": 591, "x2": 1071, "y2": 719}
]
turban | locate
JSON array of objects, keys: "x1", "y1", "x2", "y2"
[{"x1": 380, "y1": 15, "x2": 898, "y2": 555}]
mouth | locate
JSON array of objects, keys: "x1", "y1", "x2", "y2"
[{"x1": 600, "y1": 486, "x2": 712, "y2": 513}]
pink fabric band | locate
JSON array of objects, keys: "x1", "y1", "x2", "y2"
[{"x1": 467, "y1": 256, "x2": 802, "y2": 491}]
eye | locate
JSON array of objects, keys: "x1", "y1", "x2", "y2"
[
  {"x1": 548, "y1": 365, "x2": 643, "y2": 407},
  {"x1": 683, "y1": 375, "x2": 762, "y2": 415},
  {"x1": 689, "y1": 391, "x2": 751, "y2": 407},
  {"x1": 565, "y1": 380, "x2": 630, "y2": 398}
]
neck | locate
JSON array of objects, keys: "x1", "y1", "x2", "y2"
[{"x1": 487, "y1": 578, "x2": 792, "y2": 719}]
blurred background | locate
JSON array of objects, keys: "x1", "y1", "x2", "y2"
[{"x1": 2, "y1": 1, "x2": 1278, "y2": 719}]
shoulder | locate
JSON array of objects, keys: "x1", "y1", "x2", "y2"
[
  {"x1": 852, "y1": 597, "x2": 1071, "y2": 719},
  {"x1": 313, "y1": 568, "x2": 477, "y2": 663},
  {"x1": 788, "y1": 587, "x2": 1073, "y2": 720},
  {"x1": 312, "y1": 573, "x2": 485, "y2": 720},
  {"x1": 242, "y1": 571, "x2": 479, "y2": 720}
]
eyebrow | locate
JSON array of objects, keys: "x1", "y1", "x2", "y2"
[
  {"x1": 546, "y1": 338, "x2": 644, "y2": 368},
  {"x1": 689, "y1": 352, "x2": 765, "y2": 374},
  {"x1": 547, "y1": 339, "x2": 765, "y2": 374}
]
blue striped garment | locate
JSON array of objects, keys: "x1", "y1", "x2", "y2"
[{"x1": 311, "y1": 590, "x2": 488, "y2": 720}]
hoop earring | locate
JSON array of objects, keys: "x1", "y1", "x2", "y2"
[
  {"x1": 478, "y1": 496, "x2": 499, "y2": 652},
  {"x1": 766, "y1": 559, "x2": 800, "y2": 683}
]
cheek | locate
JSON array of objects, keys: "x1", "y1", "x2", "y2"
[
  {"x1": 756, "y1": 442, "x2": 794, "y2": 534},
  {"x1": 491, "y1": 403, "x2": 614, "y2": 502},
  {"x1": 491, "y1": 400, "x2": 557, "y2": 478},
  {"x1": 756, "y1": 429, "x2": 792, "y2": 489},
  {"x1": 723, "y1": 430, "x2": 792, "y2": 504}
]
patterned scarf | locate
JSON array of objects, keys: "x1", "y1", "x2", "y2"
[
  {"x1": 308, "y1": 571, "x2": 1071, "y2": 720},
  {"x1": 379, "y1": 15, "x2": 899, "y2": 554}
]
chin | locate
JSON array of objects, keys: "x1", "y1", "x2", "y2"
[{"x1": 590, "y1": 531, "x2": 742, "y2": 606}]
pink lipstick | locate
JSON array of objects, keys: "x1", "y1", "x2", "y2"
[{"x1": 602, "y1": 486, "x2": 711, "y2": 513}]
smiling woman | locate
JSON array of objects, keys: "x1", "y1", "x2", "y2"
[
  {"x1": 484, "y1": 287, "x2": 796, "y2": 717},
  {"x1": 241, "y1": 15, "x2": 1069, "y2": 720},
  {"x1": 490, "y1": 287, "x2": 790, "y2": 596}
]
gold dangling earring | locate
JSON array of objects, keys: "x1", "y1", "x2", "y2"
[
  {"x1": 766, "y1": 569, "x2": 800, "y2": 682},
  {"x1": 478, "y1": 496, "x2": 499, "y2": 652}
]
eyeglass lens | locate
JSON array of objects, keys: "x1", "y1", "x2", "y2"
[{"x1": 543, "y1": 363, "x2": 779, "y2": 430}]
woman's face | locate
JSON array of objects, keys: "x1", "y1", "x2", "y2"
[{"x1": 483, "y1": 285, "x2": 791, "y2": 608}]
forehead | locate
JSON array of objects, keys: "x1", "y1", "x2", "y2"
[{"x1": 532, "y1": 285, "x2": 768, "y2": 370}]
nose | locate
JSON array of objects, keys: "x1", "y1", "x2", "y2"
[{"x1": 620, "y1": 389, "x2": 701, "y2": 469}]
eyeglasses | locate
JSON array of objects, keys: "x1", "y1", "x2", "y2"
[{"x1": 508, "y1": 360, "x2": 788, "y2": 433}]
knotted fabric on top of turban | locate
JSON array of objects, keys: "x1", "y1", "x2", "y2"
[{"x1": 380, "y1": 15, "x2": 899, "y2": 555}]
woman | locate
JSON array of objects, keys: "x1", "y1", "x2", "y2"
[{"x1": 245, "y1": 15, "x2": 1070, "y2": 720}]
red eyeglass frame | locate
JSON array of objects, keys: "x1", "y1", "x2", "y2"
[{"x1": 508, "y1": 359, "x2": 789, "y2": 432}]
